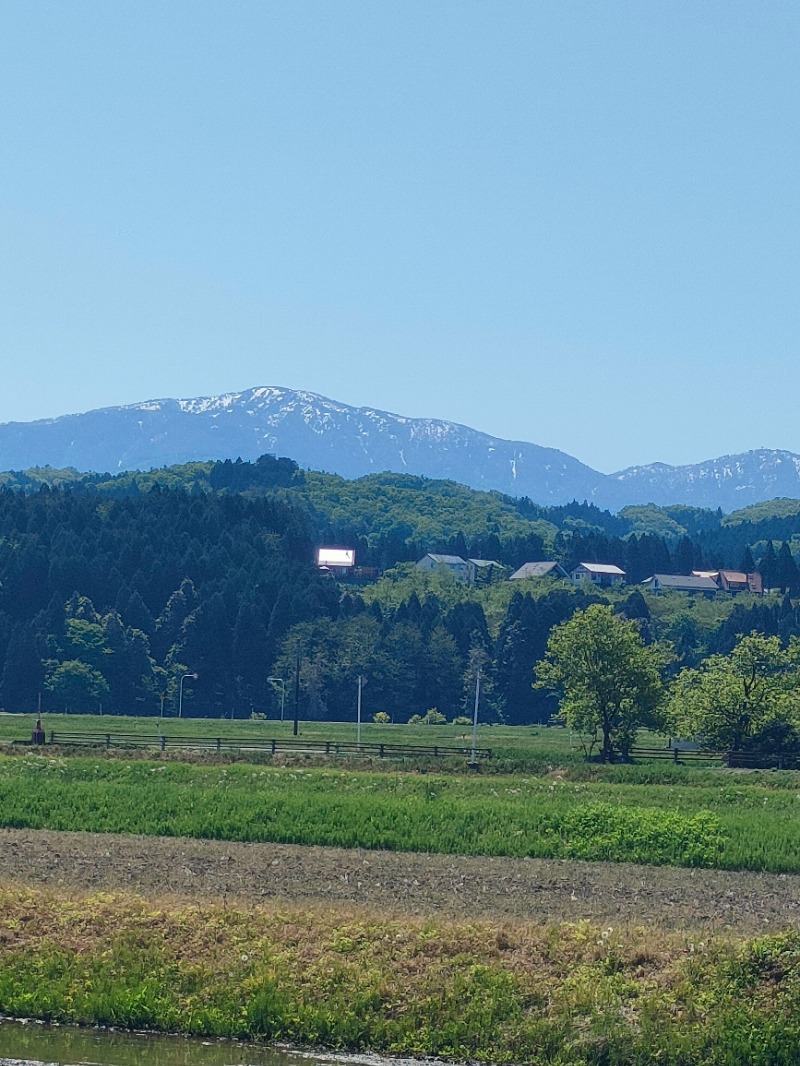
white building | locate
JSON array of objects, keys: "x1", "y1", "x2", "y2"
[
  {"x1": 416, "y1": 553, "x2": 471, "y2": 582},
  {"x1": 570, "y1": 562, "x2": 626, "y2": 587}
]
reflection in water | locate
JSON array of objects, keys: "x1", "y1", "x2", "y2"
[
  {"x1": 0, "y1": 1020, "x2": 440, "y2": 1066},
  {"x1": 0, "y1": 1019, "x2": 318, "y2": 1066}
]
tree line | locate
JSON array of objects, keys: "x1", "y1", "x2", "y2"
[
  {"x1": 535, "y1": 604, "x2": 800, "y2": 762},
  {"x1": 1, "y1": 458, "x2": 800, "y2": 724},
  {"x1": 0, "y1": 484, "x2": 338, "y2": 716}
]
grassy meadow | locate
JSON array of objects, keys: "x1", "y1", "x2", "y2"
[
  {"x1": 0, "y1": 710, "x2": 668, "y2": 770},
  {"x1": 0, "y1": 709, "x2": 572, "y2": 749},
  {"x1": 3, "y1": 711, "x2": 800, "y2": 1062},
  {"x1": 1, "y1": 730, "x2": 800, "y2": 870},
  {"x1": 1, "y1": 885, "x2": 800, "y2": 1065}
]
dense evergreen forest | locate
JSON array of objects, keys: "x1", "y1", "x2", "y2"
[{"x1": 1, "y1": 454, "x2": 800, "y2": 724}]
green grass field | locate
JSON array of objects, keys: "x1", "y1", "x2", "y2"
[
  {"x1": 0, "y1": 710, "x2": 667, "y2": 771},
  {"x1": 3, "y1": 711, "x2": 800, "y2": 1062},
  {"x1": 2, "y1": 749, "x2": 800, "y2": 871},
  {"x1": 0, "y1": 709, "x2": 565, "y2": 748}
]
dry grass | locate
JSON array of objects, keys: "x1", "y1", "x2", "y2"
[{"x1": 1, "y1": 880, "x2": 797, "y2": 1064}]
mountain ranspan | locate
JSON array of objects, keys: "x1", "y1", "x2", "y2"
[{"x1": 1, "y1": 386, "x2": 799, "y2": 511}]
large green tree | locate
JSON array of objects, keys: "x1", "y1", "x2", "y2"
[
  {"x1": 667, "y1": 633, "x2": 800, "y2": 752},
  {"x1": 535, "y1": 604, "x2": 669, "y2": 761},
  {"x1": 44, "y1": 660, "x2": 110, "y2": 714}
]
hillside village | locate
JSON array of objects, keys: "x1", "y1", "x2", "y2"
[{"x1": 411, "y1": 553, "x2": 764, "y2": 596}]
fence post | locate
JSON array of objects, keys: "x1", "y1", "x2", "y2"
[
  {"x1": 160, "y1": 735, "x2": 166, "y2": 751},
  {"x1": 673, "y1": 747, "x2": 679, "y2": 763},
  {"x1": 271, "y1": 739, "x2": 276, "y2": 754},
  {"x1": 105, "y1": 734, "x2": 111, "y2": 749},
  {"x1": 216, "y1": 738, "x2": 221, "y2": 754}
]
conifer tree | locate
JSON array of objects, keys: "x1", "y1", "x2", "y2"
[
  {"x1": 759, "y1": 541, "x2": 778, "y2": 590},
  {"x1": 674, "y1": 537, "x2": 696, "y2": 575},
  {"x1": 0, "y1": 622, "x2": 44, "y2": 712},
  {"x1": 776, "y1": 542, "x2": 800, "y2": 595},
  {"x1": 739, "y1": 545, "x2": 756, "y2": 573},
  {"x1": 232, "y1": 600, "x2": 270, "y2": 711}
]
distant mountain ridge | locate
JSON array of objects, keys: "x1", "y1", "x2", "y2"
[
  {"x1": 1, "y1": 386, "x2": 798, "y2": 511},
  {"x1": 611, "y1": 451, "x2": 800, "y2": 510}
]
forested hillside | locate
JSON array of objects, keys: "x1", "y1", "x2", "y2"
[
  {"x1": 2, "y1": 455, "x2": 800, "y2": 725},
  {"x1": 0, "y1": 480, "x2": 338, "y2": 718}
]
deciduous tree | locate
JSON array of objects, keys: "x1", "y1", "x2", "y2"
[
  {"x1": 535, "y1": 603, "x2": 669, "y2": 760},
  {"x1": 667, "y1": 633, "x2": 800, "y2": 752},
  {"x1": 45, "y1": 659, "x2": 110, "y2": 714}
]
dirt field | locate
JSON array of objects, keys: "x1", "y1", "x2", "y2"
[{"x1": 2, "y1": 827, "x2": 800, "y2": 933}]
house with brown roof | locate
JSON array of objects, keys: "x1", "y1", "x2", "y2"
[{"x1": 692, "y1": 570, "x2": 763, "y2": 594}]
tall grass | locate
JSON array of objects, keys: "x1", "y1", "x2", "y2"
[{"x1": 4, "y1": 753, "x2": 800, "y2": 870}]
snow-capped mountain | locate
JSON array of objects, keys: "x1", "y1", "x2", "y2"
[
  {"x1": 0, "y1": 387, "x2": 602, "y2": 503},
  {"x1": 608, "y1": 450, "x2": 800, "y2": 509},
  {"x1": 0, "y1": 386, "x2": 798, "y2": 510}
]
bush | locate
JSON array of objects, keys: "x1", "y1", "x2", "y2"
[
  {"x1": 422, "y1": 709, "x2": 447, "y2": 725},
  {"x1": 745, "y1": 719, "x2": 800, "y2": 757}
]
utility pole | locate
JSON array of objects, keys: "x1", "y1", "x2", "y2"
[
  {"x1": 293, "y1": 651, "x2": 301, "y2": 736},
  {"x1": 470, "y1": 666, "x2": 481, "y2": 768},
  {"x1": 357, "y1": 674, "x2": 363, "y2": 745}
]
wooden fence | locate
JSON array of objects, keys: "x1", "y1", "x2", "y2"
[
  {"x1": 43, "y1": 730, "x2": 492, "y2": 761},
  {"x1": 723, "y1": 750, "x2": 800, "y2": 770},
  {"x1": 27, "y1": 731, "x2": 798, "y2": 770},
  {"x1": 630, "y1": 746, "x2": 800, "y2": 768},
  {"x1": 628, "y1": 745, "x2": 721, "y2": 764}
]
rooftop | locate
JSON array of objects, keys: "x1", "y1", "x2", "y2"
[{"x1": 574, "y1": 562, "x2": 626, "y2": 575}]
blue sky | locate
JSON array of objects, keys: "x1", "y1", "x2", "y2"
[{"x1": 1, "y1": 1, "x2": 798, "y2": 473}]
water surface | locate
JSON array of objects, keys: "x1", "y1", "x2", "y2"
[{"x1": 0, "y1": 1019, "x2": 433, "y2": 1066}]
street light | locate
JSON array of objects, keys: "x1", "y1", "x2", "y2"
[
  {"x1": 178, "y1": 672, "x2": 198, "y2": 718},
  {"x1": 267, "y1": 676, "x2": 286, "y2": 721}
]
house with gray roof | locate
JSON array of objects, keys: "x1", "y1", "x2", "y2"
[
  {"x1": 416, "y1": 553, "x2": 505, "y2": 585},
  {"x1": 468, "y1": 558, "x2": 506, "y2": 585},
  {"x1": 642, "y1": 573, "x2": 719, "y2": 595},
  {"x1": 416, "y1": 553, "x2": 471, "y2": 581},
  {"x1": 570, "y1": 562, "x2": 626, "y2": 587},
  {"x1": 510, "y1": 561, "x2": 569, "y2": 581}
]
